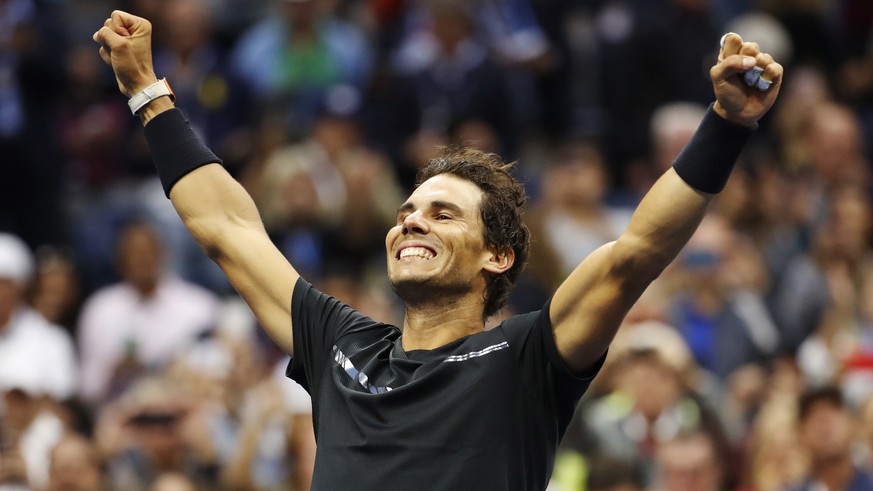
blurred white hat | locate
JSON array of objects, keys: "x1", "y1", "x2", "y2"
[
  {"x1": 0, "y1": 233, "x2": 33, "y2": 285},
  {"x1": 0, "y1": 349, "x2": 45, "y2": 397},
  {"x1": 726, "y1": 12, "x2": 793, "y2": 65}
]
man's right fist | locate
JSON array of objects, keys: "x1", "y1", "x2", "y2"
[{"x1": 92, "y1": 10, "x2": 158, "y2": 98}]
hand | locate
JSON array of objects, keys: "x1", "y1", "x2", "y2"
[
  {"x1": 92, "y1": 10, "x2": 158, "y2": 98},
  {"x1": 711, "y1": 33, "x2": 784, "y2": 127}
]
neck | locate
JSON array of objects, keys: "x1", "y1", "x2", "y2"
[
  {"x1": 0, "y1": 309, "x2": 13, "y2": 334},
  {"x1": 401, "y1": 296, "x2": 485, "y2": 351},
  {"x1": 813, "y1": 453, "x2": 855, "y2": 491},
  {"x1": 133, "y1": 280, "x2": 159, "y2": 299}
]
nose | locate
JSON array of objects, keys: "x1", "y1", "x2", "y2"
[{"x1": 401, "y1": 210, "x2": 429, "y2": 236}]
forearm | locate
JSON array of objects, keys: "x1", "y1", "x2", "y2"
[
  {"x1": 616, "y1": 106, "x2": 754, "y2": 278},
  {"x1": 138, "y1": 102, "x2": 263, "y2": 251},
  {"x1": 614, "y1": 169, "x2": 712, "y2": 278}
]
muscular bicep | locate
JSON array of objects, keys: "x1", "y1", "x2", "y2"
[
  {"x1": 549, "y1": 170, "x2": 712, "y2": 373},
  {"x1": 210, "y1": 227, "x2": 298, "y2": 355},
  {"x1": 550, "y1": 242, "x2": 648, "y2": 373}
]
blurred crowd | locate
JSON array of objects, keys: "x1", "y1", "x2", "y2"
[{"x1": 1, "y1": 0, "x2": 873, "y2": 489}]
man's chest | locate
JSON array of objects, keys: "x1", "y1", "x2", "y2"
[{"x1": 313, "y1": 335, "x2": 532, "y2": 448}]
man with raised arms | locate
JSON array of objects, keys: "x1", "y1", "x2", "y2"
[{"x1": 93, "y1": 11, "x2": 782, "y2": 490}]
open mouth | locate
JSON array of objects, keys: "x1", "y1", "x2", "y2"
[{"x1": 397, "y1": 245, "x2": 437, "y2": 260}]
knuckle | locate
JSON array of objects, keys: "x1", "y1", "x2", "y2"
[{"x1": 740, "y1": 42, "x2": 760, "y2": 54}]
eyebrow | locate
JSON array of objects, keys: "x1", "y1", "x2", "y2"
[{"x1": 396, "y1": 200, "x2": 466, "y2": 218}]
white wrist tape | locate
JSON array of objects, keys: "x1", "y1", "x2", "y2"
[{"x1": 128, "y1": 78, "x2": 175, "y2": 115}]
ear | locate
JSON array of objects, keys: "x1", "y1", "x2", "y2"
[{"x1": 483, "y1": 246, "x2": 515, "y2": 275}]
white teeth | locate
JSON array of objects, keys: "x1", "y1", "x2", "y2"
[{"x1": 399, "y1": 247, "x2": 434, "y2": 260}]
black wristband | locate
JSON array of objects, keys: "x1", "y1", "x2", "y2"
[
  {"x1": 671, "y1": 104, "x2": 756, "y2": 194},
  {"x1": 143, "y1": 108, "x2": 222, "y2": 197}
]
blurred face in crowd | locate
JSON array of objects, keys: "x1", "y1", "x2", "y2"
[
  {"x1": 545, "y1": 143, "x2": 608, "y2": 211},
  {"x1": 1, "y1": 388, "x2": 40, "y2": 433},
  {"x1": 613, "y1": 351, "x2": 682, "y2": 421},
  {"x1": 452, "y1": 120, "x2": 499, "y2": 154},
  {"x1": 128, "y1": 409, "x2": 186, "y2": 468},
  {"x1": 30, "y1": 254, "x2": 79, "y2": 326},
  {"x1": 676, "y1": 214, "x2": 732, "y2": 293},
  {"x1": 163, "y1": 0, "x2": 211, "y2": 57},
  {"x1": 283, "y1": 0, "x2": 322, "y2": 32},
  {"x1": 656, "y1": 433, "x2": 721, "y2": 491},
  {"x1": 799, "y1": 399, "x2": 854, "y2": 465},
  {"x1": 429, "y1": 3, "x2": 474, "y2": 51},
  {"x1": 827, "y1": 185, "x2": 872, "y2": 262},
  {"x1": 47, "y1": 434, "x2": 104, "y2": 491},
  {"x1": 807, "y1": 104, "x2": 867, "y2": 186},
  {"x1": 116, "y1": 224, "x2": 164, "y2": 296}
]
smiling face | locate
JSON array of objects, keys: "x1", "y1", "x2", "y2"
[{"x1": 386, "y1": 174, "x2": 500, "y2": 311}]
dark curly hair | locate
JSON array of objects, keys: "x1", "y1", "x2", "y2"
[{"x1": 417, "y1": 146, "x2": 530, "y2": 318}]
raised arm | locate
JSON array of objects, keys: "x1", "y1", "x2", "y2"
[
  {"x1": 550, "y1": 33, "x2": 784, "y2": 373},
  {"x1": 93, "y1": 11, "x2": 298, "y2": 355}
]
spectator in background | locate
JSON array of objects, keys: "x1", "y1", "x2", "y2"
[
  {"x1": 527, "y1": 140, "x2": 632, "y2": 282},
  {"x1": 46, "y1": 432, "x2": 106, "y2": 491},
  {"x1": 574, "y1": 335, "x2": 725, "y2": 484},
  {"x1": 307, "y1": 89, "x2": 404, "y2": 269},
  {"x1": 0, "y1": 371, "x2": 71, "y2": 491},
  {"x1": 777, "y1": 184, "x2": 873, "y2": 389},
  {"x1": 382, "y1": 0, "x2": 518, "y2": 188},
  {"x1": 222, "y1": 360, "x2": 315, "y2": 491},
  {"x1": 389, "y1": 0, "x2": 555, "y2": 130},
  {"x1": 246, "y1": 111, "x2": 348, "y2": 281},
  {"x1": 514, "y1": 140, "x2": 633, "y2": 315},
  {"x1": 804, "y1": 103, "x2": 870, "y2": 208},
  {"x1": 626, "y1": 102, "x2": 708, "y2": 200},
  {"x1": 649, "y1": 429, "x2": 725, "y2": 491},
  {"x1": 741, "y1": 360, "x2": 807, "y2": 491},
  {"x1": 152, "y1": 0, "x2": 257, "y2": 174},
  {"x1": 594, "y1": 0, "x2": 720, "y2": 185},
  {"x1": 786, "y1": 386, "x2": 873, "y2": 491},
  {"x1": 230, "y1": 0, "x2": 373, "y2": 136},
  {"x1": 667, "y1": 214, "x2": 780, "y2": 381},
  {"x1": 247, "y1": 88, "x2": 404, "y2": 281},
  {"x1": 28, "y1": 247, "x2": 82, "y2": 335},
  {"x1": 584, "y1": 457, "x2": 645, "y2": 491},
  {"x1": 77, "y1": 222, "x2": 219, "y2": 405},
  {"x1": 0, "y1": 0, "x2": 67, "y2": 248},
  {"x1": 0, "y1": 234, "x2": 80, "y2": 490},
  {"x1": 160, "y1": 299, "x2": 317, "y2": 491},
  {"x1": 0, "y1": 233, "x2": 79, "y2": 404},
  {"x1": 95, "y1": 376, "x2": 220, "y2": 491}
]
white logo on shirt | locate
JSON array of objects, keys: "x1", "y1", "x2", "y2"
[{"x1": 443, "y1": 341, "x2": 509, "y2": 362}]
